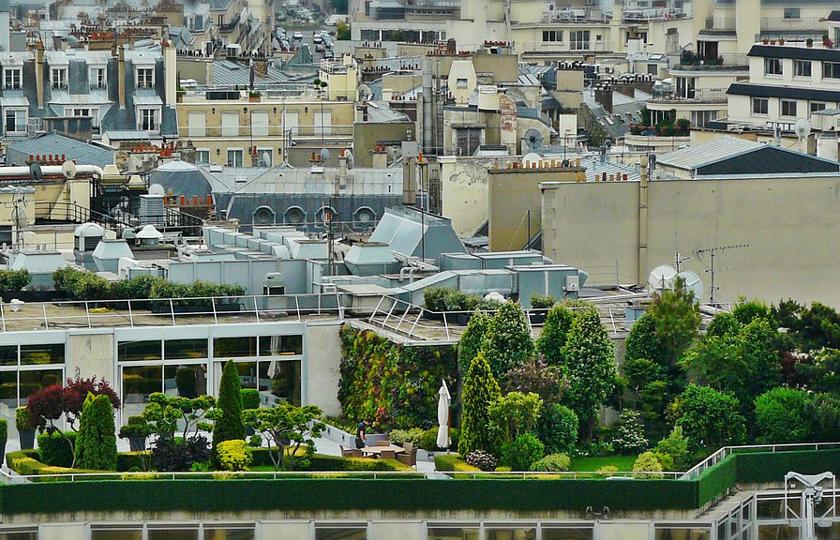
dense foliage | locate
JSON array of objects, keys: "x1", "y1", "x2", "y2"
[
  {"x1": 216, "y1": 440, "x2": 253, "y2": 471},
  {"x1": 488, "y1": 391, "x2": 542, "y2": 446},
  {"x1": 212, "y1": 360, "x2": 245, "y2": 450},
  {"x1": 501, "y1": 433, "x2": 544, "y2": 471},
  {"x1": 529, "y1": 453, "x2": 571, "y2": 472},
  {"x1": 536, "y1": 304, "x2": 575, "y2": 365},
  {"x1": 481, "y1": 302, "x2": 534, "y2": 379},
  {"x1": 668, "y1": 384, "x2": 746, "y2": 450},
  {"x1": 37, "y1": 431, "x2": 77, "y2": 467},
  {"x1": 75, "y1": 393, "x2": 118, "y2": 471},
  {"x1": 0, "y1": 269, "x2": 30, "y2": 293},
  {"x1": 754, "y1": 388, "x2": 814, "y2": 444},
  {"x1": 457, "y1": 312, "x2": 491, "y2": 375},
  {"x1": 465, "y1": 450, "x2": 498, "y2": 471},
  {"x1": 612, "y1": 410, "x2": 648, "y2": 455},
  {"x1": 503, "y1": 358, "x2": 565, "y2": 405},
  {"x1": 338, "y1": 326, "x2": 457, "y2": 430},
  {"x1": 537, "y1": 404, "x2": 578, "y2": 455},
  {"x1": 242, "y1": 403, "x2": 325, "y2": 470},
  {"x1": 53, "y1": 268, "x2": 243, "y2": 302},
  {"x1": 632, "y1": 451, "x2": 664, "y2": 479},
  {"x1": 458, "y1": 352, "x2": 501, "y2": 456}
]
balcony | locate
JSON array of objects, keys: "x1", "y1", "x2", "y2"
[
  {"x1": 183, "y1": 124, "x2": 354, "y2": 139},
  {"x1": 650, "y1": 88, "x2": 728, "y2": 104},
  {"x1": 677, "y1": 51, "x2": 749, "y2": 70},
  {"x1": 703, "y1": 17, "x2": 736, "y2": 32},
  {"x1": 218, "y1": 14, "x2": 240, "y2": 32},
  {"x1": 760, "y1": 17, "x2": 823, "y2": 32}
]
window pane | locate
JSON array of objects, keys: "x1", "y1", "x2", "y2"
[
  {"x1": 0, "y1": 532, "x2": 38, "y2": 540},
  {"x1": 19, "y1": 369, "x2": 62, "y2": 400},
  {"x1": 148, "y1": 530, "x2": 199, "y2": 540},
  {"x1": 123, "y1": 365, "x2": 162, "y2": 418},
  {"x1": 215, "y1": 361, "x2": 257, "y2": 390},
  {"x1": 315, "y1": 529, "x2": 366, "y2": 540},
  {"x1": 655, "y1": 529, "x2": 710, "y2": 540},
  {"x1": 165, "y1": 339, "x2": 208, "y2": 360},
  {"x1": 259, "y1": 359, "x2": 301, "y2": 406},
  {"x1": 91, "y1": 531, "x2": 143, "y2": 540},
  {"x1": 758, "y1": 525, "x2": 798, "y2": 540},
  {"x1": 20, "y1": 344, "x2": 64, "y2": 365},
  {"x1": 428, "y1": 528, "x2": 480, "y2": 540},
  {"x1": 118, "y1": 341, "x2": 162, "y2": 362},
  {"x1": 259, "y1": 335, "x2": 303, "y2": 356},
  {"x1": 542, "y1": 529, "x2": 594, "y2": 540},
  {"x1": 0, "y1": 346, "x2": 16, "y2": 366},
  {"x1": 204, "y1": 529, "x2": 256, "y2": 540},
  {"x1": 164, "y1": 364, "x2": 208, "y2": 398},
  {"x1": 0, "y1": 371, "x2": 17, "y2": 408},
  {"x1": 485, "y1": 529, "x2": 536, "y2": 540},
  {"x1": 214, "y1": 337, "x2": 257, "y2": 358}
]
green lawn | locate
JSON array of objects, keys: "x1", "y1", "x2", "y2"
[{"x1": 568, "y1": 455, "x2": 637, "y2": 472}]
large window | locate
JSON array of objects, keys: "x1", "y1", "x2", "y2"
[
  {"x1": 811, "y1": 102, "x2": 827, "y2": 115},
  {"x1": 91, "y1": 66, "x2": 106, "y2": 89},
  {"x1": 542, "y1": 30, "x2": 563, "y2": 42},
  {"x1": 655, "y1": 528, "x2": 711, "y2": 540},
  {"x1": 51, "y1": 67, "x2": 67, "y2": 89},
  {"x1": 485, "y1": 528, "x2": 536, "y2": 540},
  {"x1": 570, "y1": 30, "x2": 590, "y2": 50},
  {"x1": 752, "y1": 97, "x2": 768, "y2": 115},
  {"x1": 794, "y1": 60, "x2": 811, "y2": 78},
  {"x1": 781, "y1": 99, "x2": 797, "y2": 117},
  {"x1": 226, "y1": 149, "x2": 244, "y2": 167},
  {"x1": 4, "y1": 109, "x2": 27, "y2": 134},
  {"x1": 118, "y1": 340, "x2": 162, "y2": 362},
  {"x1": 136, "y1": 67, "x2": 154, "y2": 88},
  {"x1": 165, "y1": 339, "x2": 209, "y2": 360},
  {"x1": 3, "y1": 68, "x2": 21, "y2": 89},
  {"x1": 196, "y1": 149, "x2": 210, "y2": 164},
  {"x1": 91, "y1": 526, "x2": 254, "y2": 540},
  {"x1": 0, "y1": 343, "x2": 65, "y2": 408},
  {"x1": 541, "y1": 528, "x2": 593, "y2": 540},
  {"x1": 783, "y1": 7, "x2": 800, "y2": 19},
  {"x1": 214, "y1": 335, "x2": 303, "y2": 406},
  {"x1": 315, "y1": 527, "x2": 366, "y2": 540},
  {"x1": 428, "y1": 528, "x2": 480, "y2": 540},
  {"x1": 823, "y1": 62, "x2": 840, "y2": 79},
  {"x1": 139, "y1": 108, "x2": 159, "y2": 132},
  {"x1": 764, "y1": 58, "x2": 782, "y2": 76}
]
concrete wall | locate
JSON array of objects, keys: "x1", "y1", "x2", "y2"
[
  {"x1": 488, "y1": 166, "x2": 582, "y2": 252},
  {"x1": 304, "y1": 322, "x2": 343, "y2": 416},
  {"x1": 439, "y1": 156, "x2": 493, "y2": 237},
  {"x1": 541, "y1": 175, "x2": 840, "y2": 306},
  {"x1": 353, "y1": 122, "x2": 415, "y2": 168},
  {"x1": 67, "y1": 331, "x2": 115, "y2": 382}
]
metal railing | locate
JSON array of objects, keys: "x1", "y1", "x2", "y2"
[
  {"x1": 0, "y1": 292, "x2": 344, "y2": 332},
  {"x1": 365, "y1": 295, "x2": 636, "y2": 342},
  {"x1": 183, "y1": 124, "x2": 354, "y2": 138},
  {"x1": 680, "y1": 441, "x2": 840, "y2": 480},
  {"x1": 761, "y1": 17, "x2": 823, "y2": 31},
  {"x1": 651, "y1": 88, "x2": 729, "y2": 103},
  {"x1": 34, "y1": 202, "x2": 134, "y2": 231},
  {"x1": 704, "y1": 17, "x2": 736, "y2": 31},
  {"x1": 676, "y1": 53, "x2": 749, "y2": 68}
]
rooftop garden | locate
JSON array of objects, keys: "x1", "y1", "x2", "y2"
[{"x1": 629, "y1": 108, "x2": 690, "y2": 136}]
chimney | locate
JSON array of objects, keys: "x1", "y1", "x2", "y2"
[
  {"x1": 118, "y1": 45, "x2": 126, "y2": 109},
  {"x1": 35, "y1": 42, "x2": 44, "y2": 109},
  {"x1": 338, "y1": 149, "x2": 348, "y2": 190},
  {"x1": 594, "y1": 85, "x2": 613, "y2": 114},
  {"x1": 372, "y1": 144, "x2": 388, "y2": 169},
  {"x1": 162, "y1": 39, "x2": 177, "y2": 107}
]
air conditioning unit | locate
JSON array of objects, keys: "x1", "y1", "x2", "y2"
[
  {"x1": 263, "y1": 273, "x2": 285, "y2": 295},
  {"x1": 564, "y1": 275, "x2": 580, "y2": 292}
]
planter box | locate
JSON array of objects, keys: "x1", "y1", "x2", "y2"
[
  {"x1": 529, "y1": 312, "x2": 546, "y2": 325},
  {"x1": 452, "y1": 312, "x2": 472, "y2": 326},
  {"x1": 19, "y1": 430, "x2": 35, "y2": 450}
]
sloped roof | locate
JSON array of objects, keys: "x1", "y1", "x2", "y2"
[
  {"x1": 658, "y1": 136, "x2": 761, "y2": 170},
  {"x1": 6, "y1": 133, "x2": 114, "y2": 167}
]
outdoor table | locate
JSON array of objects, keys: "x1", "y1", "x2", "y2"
[{"x1": 360, "y1": 444, "x2": 406, "y2": 457}]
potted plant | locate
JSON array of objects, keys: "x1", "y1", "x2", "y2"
[
  {"x1": 806, "y1": 38, "x2": 814, "y2": 48},
  {"x1": 0, "y1": 418, "x2": 6, "y2": 466},
  {"x1": 248, "y1": 90, "x2": 262, "y2": 103},
  {"x1": 762, "y1": 38, "x2": 769, "y2": 45},
  {"x1": 119, "y1": 416, "x2": 152, "y2": 452},
  {"x1": 778, "y1": 38, "x2": 785, "y2": 46},
  {"x1": 16, "y1": 406, "x2": 35, "y2": 450}
]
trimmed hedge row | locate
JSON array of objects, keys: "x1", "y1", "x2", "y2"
[
  {"x1": 1, "y1": 448, "x2": 837, "y2": 515},
  {"x1": 249, "y1": 448, "x2": 412, "y2": 472},
  {"x1": 0, "y1": 478, "x2": 699, "y2": 515},
  {"x1": 434, "y1": 454, "x2": 480, "y2": 472}
]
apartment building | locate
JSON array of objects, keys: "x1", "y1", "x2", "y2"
[
  {"x1": 723, "y1": 42, "x2": 840, "y2": 133},
  {"x1": 0, "y1": 40, "x2": 177, "y2": 141}
]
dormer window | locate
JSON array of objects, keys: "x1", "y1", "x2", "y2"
[
  {"x1": 90, "y1": 66, "x2": 106, "y2": 89},
  {"x1": 51, "y1": 67, "x2": 68, "y2": 90},
  {"x1": 3, "y1": 68, "x2": 21, "y2": 89},
  {"x1": 137, "y1": 67, "x2": 154, "y2": 89}
]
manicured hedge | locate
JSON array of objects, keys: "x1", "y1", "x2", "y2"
[
  {"x1": 249, "y1": 448, "x2": 412, "y2": 471},
  {"x1": 697, "y1": 455, "x2": 737, "y2": 506},
  {"x1": 434, "y1": 454, "x2": 479, "y2": 472},
  {"x1": 0, "y1": 478, "x2": 699, "y2": 515},
  {"x1": 736, "y1": 448, "x2": 840, "y2": 484}
]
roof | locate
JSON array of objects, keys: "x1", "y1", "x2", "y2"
[
  {"x1": 6, "y1": 133, "x2": 115, "y2": 168},
  {"x1": 0, "y1": 94, "x2": 28, "y2": 107},
  {"x1": 133, "y1": 91, "x2": 164, "y2": 106},
  {"x1": 659, "y1": 137, "x2": 840, "y2": 176},
  {"x1": 747, "y1": 44, "x2": 840, "y2": 62},
  {"x1": 829, "y1": 10, "x2": 840, "y2": 22},
  {"x1": 658, "y1": 136, "x2": 761, "y2": 170},
  {"x1": 727, "y1": 83, "x2": 840, "y2": 103}
]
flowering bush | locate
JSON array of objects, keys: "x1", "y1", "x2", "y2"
[
  {"x1": 612, "y1": 410, "x2": 648, "y2": 454},
  {"x1": 465, "y1": 450, "x2": 498, "y2": 471},
  {"x1": 216, "y1": 439, "x2": 253, "y2": 471}
]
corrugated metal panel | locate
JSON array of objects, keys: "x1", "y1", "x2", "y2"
[{"x1": 657, "y1": 136, "x2": 760, "y2": 170}]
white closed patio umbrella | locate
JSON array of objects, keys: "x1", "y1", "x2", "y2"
[{"x1": 436, "y1": 379, "x2": 451, "y2": 450}]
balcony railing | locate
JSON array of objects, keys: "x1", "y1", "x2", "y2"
[
  {"x1": 704, "y1": 17, "x2": 736, "y2": 31},
  {"x1": 678, "y1": 52, "x2": 749, "y2": 68},
  {"x1": 651, "y1": 88, "x2": 728, "y2": 104},
  {"x1": 184, "y1": 124, "x2": 354, "y2": 138},
  {"x1": 761, "y1": 17, "x2": 823, "y2": 31}
]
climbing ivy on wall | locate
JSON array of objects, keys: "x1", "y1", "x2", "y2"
[{"x1": 338, "y1": 326, "x2": 458, "y2": 430}]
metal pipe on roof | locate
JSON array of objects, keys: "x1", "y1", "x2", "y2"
[{"x1": 0, "y1": 165, "x2": 104, "y2": 178}]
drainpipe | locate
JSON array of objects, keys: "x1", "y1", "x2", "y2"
[
  {"x1": 118, "y1": 45, "x2": 126, "y2": 109},
  {"x1": 34, "y1": 43, "x2": 44, "y2": 109},
  {"x1": 637, "y1": 156, "x2": 649, "y2": 285}
]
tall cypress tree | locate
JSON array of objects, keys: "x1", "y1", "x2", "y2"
[
  {"x1": 458, "y1": 352, "x2": 501, "y2": 456},
  {"x1": 75, "y1": 393, "x2": 117, "y2": 470},
  {"x1": 213, "y1": 360, "x2": 245, "y2": 450},
  {"x1": 481, "y1": 302, "x2": 534, "y2": 379},
  {"x1": 536, "y1": 303, "x2": 575, "y2": 366}
]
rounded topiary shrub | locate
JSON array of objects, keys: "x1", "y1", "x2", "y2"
[
  {"x1": 37, "y1": 431, "x2": 77, "y2": 467},
  {"x1": 500, "y1": 433, "x2": 544, "y2": 471},
  {"x1": 217, "y1": 439, "x2": 253, "y2": 471},
  {"x1": 529, "y1": 453, "x2": 571, "y2": 472}
]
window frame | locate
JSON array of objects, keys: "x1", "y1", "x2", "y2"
[
  {"x1": 764, "y1": 58, "x2": 782, "y2": 76},
  {"x1": 780, "y1": 99, "x2": 797, "y2": 117},
  {"x1": 752, "y1": 97, "x2": 769, "y2": 115},
  {"x1": 793, "y1": 60, "x2": 811, "y2": 78},
  {"x1": 90, "y1": 66, "x2": 107, "y2": 89},
  {"x1": 226, "y1": 148, "x2": 244, "y2": 167},
  {"x1": 136, "y1": 67, "x2": 155, "y2": 89},
  {"x1": 50, "y1": 67, "x2": 68, "y2": 90},
  {"x1": 3, "y1": 67, "x2": 21, "y2": 89},
  {"x1": 823, "y1": 62, "x2": 840, "y2": 80}
]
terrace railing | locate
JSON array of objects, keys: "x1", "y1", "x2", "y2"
[
  {"x1": 0, "y1": 292, "x2": 344, "y2": 332},
  {"x1": 680, "y1": 441, "x2": 840, "y2": 480}
]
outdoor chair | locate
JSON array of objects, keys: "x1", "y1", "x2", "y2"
[
  {"x1": 350, "y1": 449, "x2": 364, "y2": 458},
  {"x1": 341, "y1": 446, "x2": 354, "y2": 458},
  {"x1": 373, "y1": 440, "x2": 390, "y2": 447},
  {"x1": 380, "y1": 450, "x2": 396, "y2": 460},
  {"x1": 396, "y1": 442, "x2": 417, "y2": 467}
]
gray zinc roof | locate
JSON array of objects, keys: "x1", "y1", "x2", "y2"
[
  {"x1": 657, "y1": 136, "x2": 761, "y2": 171},
  {"x1": 6, "y1": 133, "x2": 115, "y2": 167}
]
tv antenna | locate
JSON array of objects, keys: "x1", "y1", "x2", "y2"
[
  {"x1": 695, "y1": 243, "x2": 749, "y2": 304},
  {"x1": 4, "y1": 189, "x2": 29, "y2": 249}
]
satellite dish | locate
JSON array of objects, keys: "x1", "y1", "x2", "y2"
[
  {"x1": 29, "y1": 162, "x2": 43, "y2": 181},
  {"x1": 521, "y1": 152, "x2": 542, "y2": 165},
  {"x1": 648, "y1": 264, "x2": 677, "y2": 291},
  {"x1": 794, "y1": 118, "x2": 812, "y2": 140},
  {"x1": 261, "y1": 151, "x2": 271, "y2": 166},
  {"x1": 676, "y1": 271, "x2": 704, "y2": 302},
  {"x1": 344, "y1": 149, "x2": 355, "y2": 169},
  {"x1": 522, "y1": 128, "x2": 544, "y2": 150},
  {"x1": 319, "y1": 148, "x2": 331, "y2": 162},
  {"x1": 62, "y1": 160, "x2": 77, "y2": 179}
]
